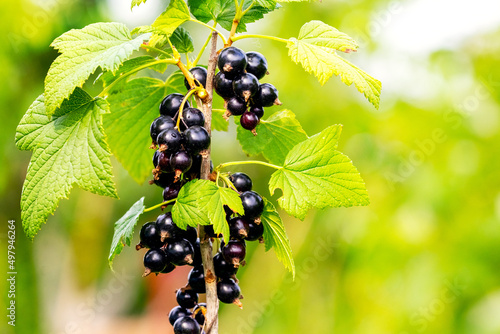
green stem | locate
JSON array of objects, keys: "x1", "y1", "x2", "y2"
[
  {"x1": 190, "y1": 19, "x2": 228, "y2": 45},
  {"x1": 230, "y1": 34, "x2": 289, "y2": 44},
  {"x1": 144, "y1": 198, "x2": 177, "y2": 213},
  {"x1": 240, "y1": 1, "x2": 254, "y2": 17},
  {"x1": 216, "y1": 160, "x2": 282, "y2": 171},
  {"x1": 219, "y1": 174, "x2": 238, "y2": 192},
  {"x1": 176, "y1": 88, "x2": 200, "y2": 128},
  {"x1": 193, "y1": 26, "x2": 216, "y2": 67}
]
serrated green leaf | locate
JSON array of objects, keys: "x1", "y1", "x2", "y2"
[
  {"x1": 254, "y1": 0, "x2": 278, "y2": 9},
  {"x1": 269, "y1": 125, "x2": 369, "y2": 220},
  {"x1": 213, "y1": 109, "x2": 229, "y2": 132},
  {"x1": 170, "y1": 27, "x2": 194, "y2": 53},
  {"x1": 261, "y1": 199, "x2": 295, "y2": 277},
  {"x1": 236, "y1": 109, "x2": 307, "y2": 165},
  {"x1": 152, "y1": 0, "x2": 191, "y2": 36},
  {"x1": 44, "y1": 22, "x2": 148, "y2": 115},
  {"x1": 287, "y1": 20, "x2": 381, "y2": 109},
  {"x1": 131, "y1": 0, "x2": 147, "y2": 9},
  {"x1": 108, "y1": 197, "x2": 145, "y2": 269},
  {"x1": 15, "y1": 89, "x2": 118, "y2": 239}
]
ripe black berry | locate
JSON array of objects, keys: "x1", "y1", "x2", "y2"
[
  {"x1": 169, "y1": 306, "x2": 193, "y2": 326},
  {"x1": 171, "y1": 150, "x2": 193, "y2": 173},
  {"x1": 152, "y1": 171, "x2": 175, "y2": 188},
  {"x1": 181, "y1": 226, "x2": 199, "y2": 245},
  {"x1": 226, "y1": 96, "x2": 247, "y2": 116},
  {"x1": 183, "y1": 126, "x2": 210, "y2": 154},
  {"x1": 253, "y1": 83, "x2": 281, "y2": 107},
  {"x1": 214, "y1": 252, "x2": 238, "y2": 278},
  {"x1": 176, "y1": 289, "x2": 198, "y2": 309},
  {"x1": 246, "y1": 221, "x2": 264, "y2": 241},
  {"x1": 181, "y1": 108, "x2": 205, "y2": 129},
  {"x1": 240, "y1": 191, "x2": 264, "y2": 219},
  {"x1": 204, "y1": 225, "x2": 221, "y2": 238},
  {"x1": 161, "y1": 261, "x2": 176, "y2": 274},
  {"x1": 229, "y1": 172, "x2": 252, "y2": 192},
  {"x1": 155, "y1": 212, "x2": 182, "y2": 241},
  {"x1": 173, "y1": 316, "x2": 200, "y2": 334},
  {"x1": 154, "y1": 150, "x2": 172, "y2": 172},
  {"x1": 184, "y1": 66, "x2": 208, "y2": 90},
  {"x1": 139, "y1": 222, "x2": 163, "y2": 249},
  {"x1": 193, "y1": 303, "x2": 207, "y2": 326},
  {"x1": 249, "y1": 105, "x2": 264, "y2": 119},
  {"x1": 217, "y1": 278, "x2": 241, "y2": 304},
  {"x1": 218, "y1": 46, "x2": 247, "y2": 78},
  {"x1": 246, "y1": 51, "x2": 268, "y2": 79},
  {"x1": 166, "y1": 239, "x2": 195, "y2": 266},
  {"x1": 143, "y1": 249, "x2": 167, "y2": 276},
  {"x1": 160, "y1": 93, "x2": 190, "y2": 117},
  {"x1": 240, "y1": 111, "x2": 259, "y2": 131},
  {"x1": 229, "y1": 216, "x2": 250, "y2": 240},
  {"x1": 188, "y1": 265, "x2": 206, "y2": 293},
  {"x1": 214, "y1": 72, "x2": 234, "y2": 99},
  {"x1": 163, "y1": 182, "x2": 181, "y2": 201},
  {"x1": 190, "y1": 238, "x2": 202, "y2": 267},
  {"x1": 222, "y1": 240, "x2": 246, "y2": 268},
  {"x1": 233, "y1": 73, "x2": 259, "y2": 102},
  {"x1": 150, "y1": 115, "x2": 175, "y2": 144},
  {"x1": 157, "y1": 128, "x2": 182, "y2": 152}
]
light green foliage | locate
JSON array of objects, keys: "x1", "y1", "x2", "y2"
[
  {"x1": 287, "y1": 20, "x2": 381, "y2": 108},
  {"x1": 212, "y1": 109, "x2": 229, "y2": 131},
  {"x1": 15, "y1": 89, "x2": 118, "y2": 239},
  {"x1": 170, "y1": 27, "x2": 194, "y2": 53},
  {"x1": 261, "y1": 199, "x2": 295, "y2": 277},
  {"x1": 152, "y1": 0, "x2": 191, "y2": 36},
  {"x1": 269, "y1": 125, "x2": 369, "y2": 219},
  {"x1": 108, "y1": 197, "x2": 145, "y2": 268},
  {"x1": 236, "y1": 109, "x2": 307, "y2": 165},
  {"x1": 172, "y1": 180, "x2": 212, "y2": 228},
  {"x1": 44, "y1": 22, "x2": 148, "y2": 115},
  {"x1": 131, "y1": 0, "x2": 147, "y2": 9},
  {"x1": 254, "y1": 0, "x2": 278, "y2": 9}
]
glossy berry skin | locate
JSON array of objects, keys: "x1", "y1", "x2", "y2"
[
  {"x1": 159, "y1": 93, "x2": 190, "y2": 117},
  {"x1": 222, "y1": 240, "x2": 246, "y2": 267},
  {"x1": 171, "y1": 150, "x2": 193, "y2": 173},
  {"x1": 218, "y1": 46, "x2": 247, "y2": 78},
  {"x1": 229, "y1": 216, "x2": 250, "y2": 240},
  {"x1": 176, "y1": 289, "x2": 198, "y2": 309},
  {"x1": 193, "y1": 303, "x2": 207, "y2": 326},
  {"x1": 157, "y1": 128, "x2": 182, "y2": 152},
  {"x1": 246, "y1": 221, "x2": 264, "y2": 241},
  {"x1": 152, "y1": 171, "x2": 175, "y2": 188},
  {"x1": 253, "y1": 83, "x2": 280, "y2": 107},
  {"x1": 188, "y1": 265, "x2": 206, "y2": 293},
  {"x1": 184, "y1": 66, "x2": 208, "y2": 90},
  {"x1": 190, "y1": 239, "x2": 202, "y2": 266},
  {"x1": 154, "y1": 151, "x2": 172, "y2": 172},
  {"x1": 249, "y1": 105, "x2": 264, "y2": 119},
  {"x1": 229, "y1": 173, "x2": 252, "y2": 192},
  {"x1": 217, "y1": 278, "x2": 241, "y2": 304},
  {"x1": 160, "y1": 261, "x2": 176, "y2": 274},
  {"x1": 181, "y1": 108, "x2": 205, "y2": 129},
  {"x1": 163, "y1": 182, "x2": 181, "y2": 201},
  {"x1": 139, "y1": 222, "x2": 164, "y2": 249},
  {"x1": 150, "y1": 116, "x2": 175, "y2": 144},
  {"x1": 166, "y1": 239, "x2": 195, "y2": 266},
  {"x1": 143, "y1": 249, "x2": 167, "y2": 273},
  {"x1": 214, "y1": 72, "x2": 234, "y2": 99},
  {"x1": 173, "y1": 316, "x2": 200, "y2": 334},
  {"x1": 155, "y1": 212, "x2": 182, "y2": 241},
  {"x1": 226, "y1": 96, "x2": 247, "y2": 116},
  {"x1": 181, "y1": 226, "x2": 199, "y2": 245},
  {"x1": 183, "y1": 126, "x2": 210, "y2": 154},
  {"x1": 246, "y1": 51, "x2": 268, "y2": 79},
  {"x1": 240, "y1": 191, "x2": 264, "y2": 219},
  {"x1": 213, "y1": 252, "x2": 238, "y2": 278},
  {"x1": 233, "y1": 73, "x2": 259, "y2": 102},
  {"x1": 169, "y1": 306, "x2": 192, "y2": 326},
  {"x1": 240, "y1": 111, "x2": 259, "y2": 130}
]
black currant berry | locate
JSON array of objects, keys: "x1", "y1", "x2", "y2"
[
  {"x1": 229, "y1": 216, "x2": 250, "y2": 240},
  {"x1": 143, "y1": 249, "x2": 167, "y2": 276},
  {"x1": 213, "y1": 252, "x2": 238, "y2": 278},
  {"x1": 188, "y1": 265, "x2": 206, "y2": 293},
  {"x1": 204, "y1": 225, "x2": 221, "y2": 238},
  {"x1": 246, "y1": 221, "x2": 264, "y2": 241},
  {"x1": 190, "y1": 238, "x2": 202, "y2": 267},
  {"x1": 240, "y1": 111, "x2": 259, "y2": 131},
  {"x1": 176, "y1": 289, "x2": 198, "y2": 309},
  {"x1": 185, "y1": 154, "x2": 202, "y2": 180},
  {"x1": 171, "y1": 150, "x2": 193, "y2": 173},
  {"x1": 217, "y1": 278, "x2": 241, "y2": 304},
  {"x1": 222, "y1": 240, "x2": 246, "y2": 268},
  {"x1": 154, "y1": 150, "x2": 173, "y2": 172},
  {"x1": 246, "y1": 51, "x2": 268, "y2": 79},
  {"x1": 152, "y1": 171, "x2": 175, "y2": 188},
  {"x1": 218, "y1": 46, "x2": 247, "y2": 78},
  {"x1": 193, "y1": 303, "x2": 207, "y2": 326},
  {"x1": 169, "y1": 306, "x2": 193, "y2": 326},
  {"x1": 155, "y1": 212, "x2": 182, "y2": 242},
  {"x1": 150, "y1": 115, "x2": 175, "y2": 144},
  {"x1": 214, "y1": 72, "x2": 234, "y2": 99},
  {"x1": 163, "y1": 182, "x2": 181, "y2": 201},
  {"x1": 240, "y1": 191, "x2": 264, "y2": 219},
  {"x1": 173, "y1": 316, "x2": 200, "y2": 334},
  {"x1": 183, "y1": 126, "x2": 210, "y2": 154},
  {"x1": 229, "y1": 172, "x2": 252, "y2": 192},
  {"x1": 166, "y1": 239, "x2": 195, "y2": 266},
  {"x1": 157, "y1": 128, "x2": 182, "y2": 153},
  {"x1": 160, "y1": 261, "x2": 176, "y2": 274},
  {"x1": 181, "y1": 226, "x2": 199, "y2": 245},
  {"x1": 249, "y1": 105, "x2": 264, "y2": 119},
  {"x1": 139, "y1": 222, "x2": 163, "y2": 249},
  {"x1": 184, "y1": 66, "x2": 208, "y2": 90},
  {"x1": 159, "y1": 93, "x2": 190, "y2": 117},
  {"x1": 181, "y1": 108, "x2": 205, "y2": 129},
  {"x1": 226, "y1": 96, "x2": 247, "y2": 116},
  {"x1": 233, "y1": 73, "x2": 259, "y2": 102},
  {"x1": 253, "y1": 83, "x2": 281, "y2": 107}
]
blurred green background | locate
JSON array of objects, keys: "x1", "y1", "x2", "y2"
[{"x1": 2, "y1": 0, "x2": 500, "y2": 333}]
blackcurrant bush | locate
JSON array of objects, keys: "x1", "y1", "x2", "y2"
[
  {"x1": 213, "y1": 252, "x2": 238, "y2": 278},
  {"x1": 240, "y1": 111, "x2": 260, "y2": 131},
  {"x1": 176, "y1": 289, "x2": 198, "y2": 309},
  {"x1": 222, "y1": 240, "x2": 246, "y2": 268},
  {"x1": 229, "y1": 216, "x2": 250, "y2": 240},
  {"x1": 188, "y1": 265, "x2": 206, "y2": 293},
  {"x1": 163, "y1": 182, "x2": 181, "y2": 201},
  {"x1": 139, "y1": 222, "x2": 163, "y2": 249},
  {"x1": 218, "y1": 46, "x2": 247, "y2": 78},
  {"x1": 171, "y1": 150, "x2": 193, "y2": 173},
  {"x1": 246, "y1": 221, "x2": 264, "y2": 241},
  {"x1": 166, "y1": 239, "x2": 195, "y2": 266},
  {"x1": 157, "y1": 128, "x2": 182, "y2": 152},
  {"x1": 229, "y1": 172, "x2": 252, "y2": 192},
  {"x1": 193, "y1": 303, "x2": 207, "y2": 326},
  {"x1": 226, "y1": 96, "x2": 247, "y2": 116},
  {"x1": 214, "y1": 72, "x2": 234, "y2": 99},
  {"x1": 181, "y1": 108, "x2": 205, "y2": 129},
  {"x1": 150, "y1": 115, "x2": 175, "y2": 144},
  {"x1": 169, "y1": 306, "x2": 193, "y2": 326},
  {"x1": 249, "y1": 105, "x2": 264, "y2": 119},
  {"x1": 217, "y1": 278, "x2": 241, "y2": 304},
  {"x1": 159, "y1": 93, "x2": 190, "y2": 117},
  {"x1": 184, "y1": 66, "x2": 208, "y2": 90},
  {"x1": 233, "y1": 73, "x2": 259, "y2": 102},
  {"x1": 253, "y1": 83, "x2": 281, "y2": 107},
  {"x1": 240, "y1": 191, "x2": 264, "y2": 219},
  {"x1": 155, "y1": 212, "x2": 182, "y2": 242},
  {"x1": 245, "y1": 51, "x2": 268, "y2": 80},
  {"x1": 183, "y1": 126, "x2": 210, "y2": 155},
  {"x1": 143, "y1": 249, "x2": 167, "y2": 276},
  {"x1": 173, "y1": 316, "x2": 200, "y2": 334}
]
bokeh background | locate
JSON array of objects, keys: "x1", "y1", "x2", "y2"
[{"x1": 2, "y1": 0, "x2": 500, "y2": 333}]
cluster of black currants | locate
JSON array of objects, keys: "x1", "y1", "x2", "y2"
[{"x1": 214, "y1": 46, "x2": 281, "y2": 134}]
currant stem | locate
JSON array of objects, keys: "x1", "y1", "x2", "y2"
[
  {"x1": 141, "y1": 44, "x2": 173, "y2": 58},
  {"x1": 216, "y1": 160, "x2": 283, "y2": 171},
  {"x1": 143, "y1": 198, "x2": 176, "y2": 213},
  {"x1": 230, "y1": 34, "x2": 289, "y2": 44},
  {"x1": 176, "y1": 88, "x2": 199, "y2": 129}
]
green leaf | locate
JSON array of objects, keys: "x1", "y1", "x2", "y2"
[
  {"x1": 44, "y1": 22, "x2": 148, "y2": 115},
  {"x1": 261, "y1": 199, "x2": 295, "y2": 277},
  {"x1": 212, "y1": 109, "x2": 229, "y2": 132},
  {"x1": 15, "y1": 89, "x2": 118, "y2": 239},
  {"x1": 236, "y1": 109, "x2": 307, "y2": 165},
  {"x1": 108, "y1": 197, "x2": 145, "y2": 269},
  {"x1": 131, "y1": 0, "x2": 147, "y2": 9},
  {"x1": 268, "y1": 125, "x2": 369, "y2": 220},
  {"x1": 170, "y1": 27, "x2": 194, "y2": 53},
  {"x1": 152, "y1": 0, "x2": 191, "y2": 36},
  {"x1": 165, "y1": 70, "x2": 189, "y2": 94},
  {"x1": 287, "y1": 20, "x2": 381, "y2": 109}
]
